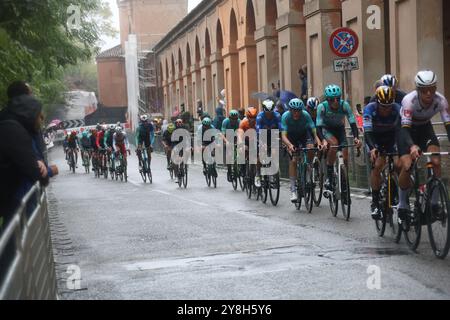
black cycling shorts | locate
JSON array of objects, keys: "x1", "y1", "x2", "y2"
[
  {"x1": 398, "y1": 122, "x2": 440, "y2": 156},
  {"x1": 323, "y1": 126, "x2": 347, "y2": 146},
  {"x1": 372, "y1": 132, "x2": 398, "y2": 154}
]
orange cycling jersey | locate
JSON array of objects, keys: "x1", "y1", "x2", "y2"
[{"x1": 239, "y1": 118, "x2": 256, "y2": 132}]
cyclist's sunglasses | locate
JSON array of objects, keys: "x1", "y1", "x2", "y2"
[{"x1": 327, "y1": 97, "x2": 341, "y2": 102}]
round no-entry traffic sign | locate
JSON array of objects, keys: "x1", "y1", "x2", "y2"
[{"x1": 329, "y1": 28, "x2": 359, "y2": 58}]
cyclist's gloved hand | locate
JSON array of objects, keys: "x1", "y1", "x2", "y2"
[
  {"x1": 410, "y1": 145, "x2": 421, "y2": 161},
  {"x1": 370, "y1": 148, "x2": 379, "y2": 164}
]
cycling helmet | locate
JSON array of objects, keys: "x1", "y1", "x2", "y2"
[
  {"x1": 229, "y1": 110, "x2": 239, "y2": 119},
  {"x1": 324, "y1": 84, "x2": 342, "y2": 99},
  {"x1": 82, "y1": 131, "x2": 88, "y2": 138},
  {"x1": 202, "y1": 117, "x2": 212, "y2": 126},
  {"x1": 71, "y1": 130, "x2": 77, "y2": 136},
  {"x1": 381, "y1": 74, "x2": 398, "y2": 88},
  {"x1": 201, "y1": 112, "x2": 211, "y2": 120},
  {"x1": 415, "y1": 70, "x2": 437, "y2": 88},
  {"x1": 102, "y1": 125, "x2": 107, "y2": 131},
  {"x1": 246, "y1": 107, "x2": 258, "y2": 119},
  {"x1": 376, "y1": 86, "x2": 395, "y2": 106},
  {"x1": 288, "y1": 98, "x2": 305, "y2": 111},
  {"x1": 262, "y1": 100, "x2": 275, "y2": 112},
  {"x1": 307, "y1": 97, "x2": 320, "y2": 110},
  {"x1": 140, "y1": 114, "x2": 149, "y2": 122},
  {"x1": 167, "y1": 123, "x2": 176, "y2": 134},
  {"x1": 175, "y1": 119, "x2": 183, "y2": 127},
  {"x1": 96, "y1": 124, "x2": 102, "y2": 131},
  {"x1": 109, "y1": 124, "x2": 115, "y2": 130}
]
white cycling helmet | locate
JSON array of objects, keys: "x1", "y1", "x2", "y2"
[
  {"x1": 262, "y1": 99, "x2": 275, "y2": 112},
  {"x1": 109, "y1": 124, "x2": 115, "y2": 130},
  {"x1": 140, "y1": 114, "x2": 149, "y2": 121},
  {"x1": 116, "y1": 126, "x2": 123, "y2": 133},
  {"x1": 415, "y1": 70, "x2": 437, "y2": 88}
]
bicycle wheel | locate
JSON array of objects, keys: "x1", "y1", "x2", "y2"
[
  {"x1": 169, "y1": 161, "x2": 174, "y2": 180},
  {"x1": 147, "y1": 167, "x2": 152, "y2": 184},
  {"x1": 427, "y1": 180, "x2": 450, "y2": 259},
  {"x1": 376, "y1": 178, "x2": 388, "y2": 237},
  {"x1": 175, "y1": 165, "x2": 182, "y2": 188},
  {"x1": 212, "y1": 165, "x2": 217, "y2": 189},
  {"x1": 269, "y1": 173, "x2": 280, "y2": 207},
  {"x1": 295, "y1": 164, "x2": 305, "y2": 211},
  {"x1": 261, "y1": 177, "x2": 268, "y2": 204},
  {"x1": 387, "y1": 174, "x2": 401, "y2": 242},
  {"x1": 231, "y1": 165, "x2": 238, "y2": 191},
  {"x1": 330, "y1": 170, "x2": 339, "y2": 217},
  {"x1": 340, "y1": 165, "x2": 351, "y2": 221},
  {"x1": 313, "y1": 158, "x2": 324, "y2": 207},
  {"x1": 140, "y1": 156, "x2": 147, "y2": 183},
  {"x1": 182, "y1": 164, "x2": 188, "y2": 188},
  {"x1": 305, "y1": 166, "x2": 314, "y2": 214},
  {"x1": 404, "y1": 188, "x2": 423, "y2": 252}
]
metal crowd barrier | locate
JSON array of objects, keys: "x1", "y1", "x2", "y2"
[{"x1": 0, "y1": 183, "x2": 58, "y2": 300}]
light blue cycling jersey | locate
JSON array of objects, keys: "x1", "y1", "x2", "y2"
[
  {"x1": 281, "y1": 110, "x2": 316, "y2": 136},
  {"x1": 316, "y1": 100, "x2": 356, "y2": 129}
]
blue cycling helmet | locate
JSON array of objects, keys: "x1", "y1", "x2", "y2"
[
  {"x1": 324, "y1": 85, "x2": 342, "y2": 99},
  {"x1": 229, "y1": 110, "x2": 239, "y2": 119},
  {"x1": 288, "y1": 98, "x2": 305, "y2": 111},
  {"x1": 82, "y1": 131, "x2": 88, "y2": 138},
  {"x1": 307, "y1": 97, "x2": 320, "y2": 110}
]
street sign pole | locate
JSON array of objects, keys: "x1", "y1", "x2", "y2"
[{"x1": 330, "y1": 28, "x2": 359, "y2": 110}]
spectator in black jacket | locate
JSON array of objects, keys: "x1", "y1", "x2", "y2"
[{"x1": 0, "y1": 90, "x2": 58, "y2": 227}]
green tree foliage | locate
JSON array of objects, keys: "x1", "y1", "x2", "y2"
[{"x1": 0, "y1": 0, "x2": 116, "y2": 117}]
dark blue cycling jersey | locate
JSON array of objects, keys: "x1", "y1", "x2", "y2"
[
  {"x1": 256, "y1": 111, "x2": 282, "y2": 133},
  {"x1": 363, "y1": 102, "x2": 401, "y2": 134}
]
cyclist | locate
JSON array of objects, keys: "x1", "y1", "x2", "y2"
[
  {"x1": 255, "y1": 100, "x2": 282, "y2": 187},
  {"x1": 113, "y1": 126, "x2": 130, "y2": 169},
  {"x1": 397, "y1": 70, "x2": 450, "y2": 223},
  {"x1": 104, "y1": 124, "x2": 116, "y2": 171},
  {"x1": 370, "y1": 74, "x2": 407, "y2": 105},
  {"x1": 89, "y1": 128, "x2": 99, "y2": 170},
  {"x1": 63, "y1": 130, "x2": 69, "y2": 160},
  {"x1": 306, "y1": 97, "x2": 320, "y2": 123},
  {"x1": 135, "y1": 114, "x2": 155, "y2": 171},
  {"x1": 237, "y1": 107, "x2": 258, "y2": 176},
  {"x1": 363, "y1": 86, "x2": 402, "y2": 220},
  {"x1": 316, "y1": 84, "x2": 362, "y2": 193},
  {"x1": 162, "y1": 123, "x2": 176, "y2": 170},
  {"x1": 282, "y1": 98, "x2": 323, "y2": 202},
  {"x1": 197, "y1": 117, "x2": 217, "y2": 176},
  {"x1": 80, "y1": 130, "x2": 92, "y2": 166},
  {"x1": 221, "y1": 110, "x2": 241, "y2": 182},
  {"x1": 67, "y1": 130, "x2": 80, "y2": 168},
  {"x1": 171, "y1": 119, "x2": 188, "y2": 183},
  {"x1": 96, "y1": 125, "x2": 108, "y2": 171}
]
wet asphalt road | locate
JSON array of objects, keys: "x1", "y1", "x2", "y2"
[{"x1": 47, "y1": 146, "x2": 450, "y2": 300}]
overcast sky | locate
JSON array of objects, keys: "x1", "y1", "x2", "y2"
[{"x1": 101, "y1": 0, "x2": 203, "y2": 51}]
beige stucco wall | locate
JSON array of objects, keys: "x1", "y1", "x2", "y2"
[{"x1": 97, "y1": 58, "x2": 128, "y2": 107}]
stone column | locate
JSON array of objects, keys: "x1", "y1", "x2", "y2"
[
  {"x1": 276, "y1": 11, "x2": 307, "y2": 96},
  {"x1": 255, "y1": 25, "x2": 279, "y2": 96},
  {"x1": 238, "y1": 36, "x2": 258, "y2": 108},
  {"x1": 390, "y1": 0, "x2": 445, "y2": 93},
  {"x1": 210, "y1": 52, "x2": 225, "y2": 109},
  {"x1": 200, "y1": 57, "x2": 213, "y2": 115},
  {"x1": 304, "y1": 0, "x2": 342, "y2": 98},
  {"x1": 191, "y1": 63, "x2": 202, "y2": 115},
  {"x1": 222, "y1": 44, "x2": 240, "y2": 110},
  {"x1": 342, "y1": 0, "x2": 387, "y2": 108},
  {"x1": 182, "y1": 69, "x2": 193, "y2": 115}
]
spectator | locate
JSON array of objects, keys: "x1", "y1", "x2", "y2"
[
  {"x1": 212, "y1": 106, "x2": 225, "y2": 132},
  {"x1": 0, "y1": 93, "x2": 58, "y2": 227},
  {"x1": 238, "y1": 108, "x2": 246, "y2": 121},
  {"x1": 298, "y1": 65, "x2": 308, "y2": 103},
  {"x1": 196, "y1": 100, "x2": 203, "y2": 119},
  {"x1": 161, "y1": 119, "x2": 169, "y2": 134}
]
